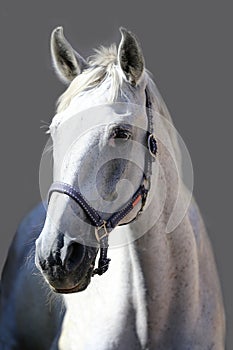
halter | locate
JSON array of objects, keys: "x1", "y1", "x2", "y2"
[{"x1": 48, "y1": 88, "x2": 157, "y2": 276}]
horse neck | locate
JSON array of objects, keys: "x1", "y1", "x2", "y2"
[{"x1": 128, "y1": 155, "x2": 200, "y2": 339}]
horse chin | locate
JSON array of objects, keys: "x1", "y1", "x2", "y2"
[
  {"x1": 52, "y1": 266, "x2": 93, "y2": 294},
  {"x1": 53, "y1": 280, "x2": 89, "y2": 294}
]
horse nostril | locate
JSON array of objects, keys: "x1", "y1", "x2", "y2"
[
  {"x1": 64, "y1": 242, "x2": 86, "y2": 272},
  {"x1": 36, "y1": 256, "x2": 47, "y2": 272},
  {"x1": 35, "y1": 250, "x2": 48, "y2": 272},
  {"x1": 35, "y1": 240, "x2": 47, "y2": 272}
]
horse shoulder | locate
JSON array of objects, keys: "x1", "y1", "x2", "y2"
[{"x1": 0, "y1": 203, "x2": 64, "y2": 350}]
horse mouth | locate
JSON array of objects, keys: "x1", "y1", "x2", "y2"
[
  {"x1": 52, "y1": 265, "x2": 94, "y2": 294},
  {"x1": 53, "y1": 279, "x2": 89, "y2": 293},
  {"x1": 54, "y1": 283, "x2": 83, "y2": 294}
]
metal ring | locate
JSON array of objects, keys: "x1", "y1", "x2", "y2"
[
  {"x1": 147, "y1": 133, "x2": 157, "y2": 158},
  {"x1": 95, "y1": 221, "x2": 109, "y2": 242}
]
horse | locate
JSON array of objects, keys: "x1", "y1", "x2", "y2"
[{"x1": 0, "y1": 27, "x2": 225, "y2": 349}]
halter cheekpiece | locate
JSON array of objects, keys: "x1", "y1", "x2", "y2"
[{"x1": 48, "y1": 88, "x2": 157, "y2": 276}]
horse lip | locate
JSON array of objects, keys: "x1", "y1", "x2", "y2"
[
  {"x1": 52, "y1": 264, "x2": 95, "y2": 294},
  {"x1": 53, "y1": 282, "x2": 81, "y2": 294},
  {"x1": 53, "y1": 278, "x2": 89, "y2": 293}
]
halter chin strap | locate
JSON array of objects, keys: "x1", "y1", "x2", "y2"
[{"x1": 47, "y1": 87, "x2": 157, "y2": 276}]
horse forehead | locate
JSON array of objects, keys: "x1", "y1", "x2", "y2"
[
  {"x1": 52, "y1": 104, "x2": 147, "y2": 163},
  {"x1": 51, "y1": 99, "x2": 147, "y2": 133},
  {"x1": 50, "y1": 77, "x2": 147, "y2": 129},
  {"x1": 66, "y1": 78, "x2": 140, "y2": 113}
]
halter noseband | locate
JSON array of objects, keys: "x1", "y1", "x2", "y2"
[{"x1": 47, "y1": 88, "x2": 157, "y2": 276}]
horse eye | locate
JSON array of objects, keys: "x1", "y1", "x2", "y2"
[{"x1": 113, "y1": 128, "x2": 131, "y2": 140}]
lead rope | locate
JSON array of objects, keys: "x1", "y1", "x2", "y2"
[{"x1": 92, "y1": 236, "x2": 111, "y2": 276}]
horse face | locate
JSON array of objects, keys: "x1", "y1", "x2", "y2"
[
  {"x1": 36, "y1": 103, "x2": 148, "y2": 293},
  {"x1": 35, "y1": 27, "x2": 148, "y2": 293}
]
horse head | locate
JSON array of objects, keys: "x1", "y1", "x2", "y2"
[{"x1": 35, "y1": 27, "x2": 155, "y2": 293}]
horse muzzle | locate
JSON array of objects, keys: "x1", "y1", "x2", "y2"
[{"x1": 35, "y1": 235, "x2": 98, "y2": 293}]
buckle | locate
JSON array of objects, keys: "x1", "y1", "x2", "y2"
[
  {"x1": 147, "y1": 133, "x2": 157, "y2": 158},
  {"x1": 95, "y1": 221, "x2": 109, "y2": 242}
]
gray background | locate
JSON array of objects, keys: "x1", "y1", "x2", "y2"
[{"x1": 0, "y1": 0, "x2": 232, "y2": 348}]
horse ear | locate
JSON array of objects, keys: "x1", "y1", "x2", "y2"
[
  {"x1": 51, "y1": 27, "x2": 88, "y2": 84},
  {"x1": 118, "y1": 27, "x2": 145, "y2": 86}
]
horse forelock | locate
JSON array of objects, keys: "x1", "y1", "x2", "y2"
[{"x1": 56, "y1": 44, "x2": 123, "y2": 113}]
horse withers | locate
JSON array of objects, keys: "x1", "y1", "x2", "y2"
[{"x1": 0, "y1": 27, "x2": 225, "y2": 349}]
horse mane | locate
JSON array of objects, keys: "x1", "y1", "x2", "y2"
[{"x1": 56, "y1": 44, "x2": 122, "y2": 113}]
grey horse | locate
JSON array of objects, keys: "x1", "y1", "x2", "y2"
[{"x1": 0, "y1": 27, "x2": 225, "y2": 349}]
